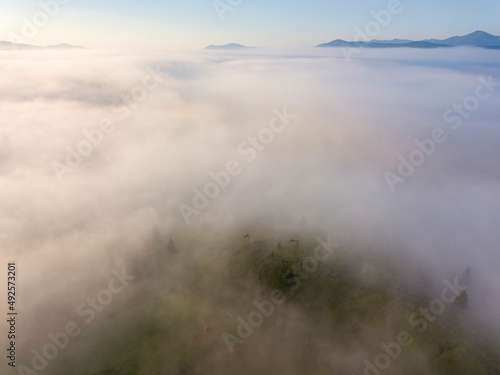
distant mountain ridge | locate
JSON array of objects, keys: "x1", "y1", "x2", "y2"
[
  {"x1": 0, "y1": 41, "x2": 85, "y2": 51},
  {"x1": 317, "y1": 40, "x2": 449, "y2": 49},
  {"x1": 205, "y1": 43, "x2": 249, "y2": 50},
  {"x1": 424, "y1": 31, "x2": 500, "y2": 46},
  {"x1": 318, "y1": 30, "x2": 500, "y2": 49}
]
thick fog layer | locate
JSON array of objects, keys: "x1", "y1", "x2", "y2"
[{"x1": 1, "y1": 47, "x2": 499, "y2": 373}]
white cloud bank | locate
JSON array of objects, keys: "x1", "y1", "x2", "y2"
[{"x1": 1, "y1": 46, "x2": 499, "y2": 373}]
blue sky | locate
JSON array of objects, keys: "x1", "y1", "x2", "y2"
[{"x1": 1, "y1": 0, "x2": 500, "y2": 49}]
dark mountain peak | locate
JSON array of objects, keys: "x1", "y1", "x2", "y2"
[
  {"x1": 440, "y1": 30, "x2": 500, "y2": 46},
  {"x1": 318, "y1": 31, "x2": 500, "y2": 49},
  {"x1": 467, "y1": 30, "x2": 493, "y2": 37}
]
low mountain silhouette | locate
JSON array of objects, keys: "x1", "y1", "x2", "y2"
[
  {"x1": 425, "y1": 30, "x2": 500, "y2": 47},
  {"x1": 370, "y1": 38, "x2": 413, "y2": 45},
  {"x1": 318, "y1": 30, "x2": 500, "y2": 49},
  {"x1": 204, "y1": 43, "x2": 249, "y2": 50},
  {"x1": 0, "y1": 41, "x2": 85, "y2": 50}
]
